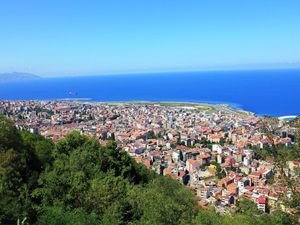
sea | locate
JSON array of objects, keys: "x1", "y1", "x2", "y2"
[{"x1": 0, "y1": 69, "x2": 300, "y2": 117}]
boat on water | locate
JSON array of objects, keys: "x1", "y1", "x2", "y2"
[{"x1": 69, "y1": 92, "x2": 78, "y2": 95}]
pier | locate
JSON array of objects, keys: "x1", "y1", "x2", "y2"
[{"x1": 56, "y1": 98, "x2": 92, "y2": 101}]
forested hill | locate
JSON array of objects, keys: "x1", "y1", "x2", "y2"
[
  {"x1": 0, "y1": 115, "x2": 295, "y2": 224},
  {"x1": 0, "y1": 72, "x2": 41, "y2": 82}
]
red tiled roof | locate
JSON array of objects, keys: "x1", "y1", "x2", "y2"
[
  {"x1": 135, "y1": 155, "x2": 142, "y2": 162},
  {"x1": 179, "y1": 172, "x2": 185, "y2": 177},
  {"x1": 258, "y1": 196, "x2": 266, "y2": 204},
  {"x1": 250, "y1": 172, "x2": 261, "y2": 177},
  {"x1": 245, "y1": 186, "x2": 254, "y2": 191},
  {"x1": 144, "y1": 160, "x2": 150, "y2": 169},
  {"x1": 227, "y1": 183, "x2": 238, "y2": 188}
]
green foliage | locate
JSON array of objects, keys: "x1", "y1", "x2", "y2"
[
  {"x1": 0, "y1": 115, "x2": 54, "y2": 224},
  {"x1": 179, "y1": 150, "x2": 183, "y2": 161},
  {"x1": 85, "y1": 174, "x2": 135, "y2": 223},
  {"x1": 210, "y1": 161, "x2": 225, "y2": 179},
  {"x1": 193, "y1": 204, "x2": 293, "y2": 225},
  {"x1": 103, "y1": 133, "x2": 115, "y2": 141},
  {"x1": 136, "y1": 176, "x2": 199, "y2": 225},
  {"x1": 0, "y1": 115, "x2": 23, "y2": 152},
  {"x1": 21, "y1": 131, "x2": 54, "y2": 167},
  {"x1": 30, "y1": 107, "x2": 54, "y2": 115},
  {"x1": 187, "y1": 145, "x2": 196, "y2": 148},
  {"x1": 147, "y1": 130, "x2": 156, "y2": 139},
  {"x1": 109, "y1": 114, "x2": 119, "y2": 120},
  {"x1": 176, "y1": 136, "x2": 181, "y2": 145},
  {"x1": 210, "y1": 161, "x2": 221, "y2": 173},
  {"x1": 36, "y1": 207, "x2": 100, "y2": 225},
  {"x1": 0, "y1": 115, "x2": 298, "y2": 224},
  {"x1": 199, "y1": 138, "x2": 209, "y2": 145},
  {"x1": 193, "y1": 208, "x2": 225, "y2": 225},
  {"x1": 32, "y1": 131, "x2": 158, "y2": 223},
  {"x1": 156, "y1": 132, "x2": 163, "y2": 139},
  {"x1": 266, "y1": 174, "x2": 275, "y2": 185},
  {"x1": 219, "y1": 138, "x2": 226, "y2": 145},
  {"x1": 147, "y1": 130, "x2": 164, "y2": 140},
  {"x1": 235, "y1": 197, "x2": 263, "y2": 216}
]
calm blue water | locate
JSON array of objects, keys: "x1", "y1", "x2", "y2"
[{"x1": 0, "y1": 69, "x2": 299, "y2": 117}]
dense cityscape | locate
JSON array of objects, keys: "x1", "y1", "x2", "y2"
[{"x1": 1, "y1": 99, "x2": 299, "y2": 219}]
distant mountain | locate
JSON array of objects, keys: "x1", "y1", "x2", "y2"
[{"x1": 0, "y1": 72, "x2": 42, "y2": 82}]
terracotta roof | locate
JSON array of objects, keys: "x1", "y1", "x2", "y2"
[
  {"x1": 135, "y1": 156, "x2": 142, "y2": 163},
  {"x1": 227, "y1": 183, "x2": 238, "y2": 188},
  {"x1": 187, "y1": 159, "x2": 198, "y2": 164},
  {"x1": 258, "y1": 196, "x2": 266, "y2": 204},
  {"x1": 250, "y1": 172, "x2": 261, "y2": 177},
  {"x1": 245, "y1": 186, "x2": 254, "y2": 191},
  {"x1": 144, "y1": 160, "x2": 150, "y2": 169}
]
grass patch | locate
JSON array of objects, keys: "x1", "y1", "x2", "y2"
[{"x1": 206, "y1": 108, "x2": 217, "y2": 114}]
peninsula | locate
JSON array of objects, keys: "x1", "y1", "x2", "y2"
[{"x1": 0, "y1": 72, "x2": 41, "y2": 82}]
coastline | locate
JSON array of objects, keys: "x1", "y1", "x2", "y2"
[
  {"x1": 1, "y1": 69, "x2": 300, "y2": 117},
  {"x1": 101, "y1": 100, "x2": 256, "y2": 117}
]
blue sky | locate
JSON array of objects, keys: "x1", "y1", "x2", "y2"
[{"x1": 1, "y1": 0, "x2": 300, "y2": 76}]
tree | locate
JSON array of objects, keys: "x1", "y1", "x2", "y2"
[
  {"x1": 136, "y1": 176, "x2": 199, "y2": 224},
  {"x1": 0, "y1": 115, "x2": 23, "y2": 152},
  {"x1": 147, "y1": 130, "x2": 156, "y2": 139},
  {"x1": 110, "y1": 133, "x2": 115, "y2": 141},
  {"x1": 0, "y1": 116, "x2": 42, "y2": 224},
  {"x1": 36, "y1": 207, "x2": 100, "y2": 225},
  {"x1": 21, "y1": 131, "x2": 54, "y2": 167},
  {"x1": 85, "y1": 174, "x2": 131, "y2": 215},
  {"x1": 156, "y1": 132, "x2": 163, "y2": 139},
  {"x1": 211, "y1": 161, "x2": 222, "y2": 173},
  {"x1": 179, "y1": 150, "x2": 183, "y2": 161},
  {"x1": 230, "y1": 164, "x2": 236, "y2": 172},
  {"x1": 176, "y1": 136, "x2": 182, "y2": 145},
  {"x1": 220, "y1": 138, "x2": 226, "y2": 145},
  {"x1": 235, "y1": 197, "x2": 263, "y2": 216}
]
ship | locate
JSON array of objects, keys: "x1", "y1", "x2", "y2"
[{"x1": 69, "y1": 92, "x2": 78, "y2": 95}]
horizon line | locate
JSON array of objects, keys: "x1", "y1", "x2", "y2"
[{"x1": 39, "y1": 66, "x2": 300, "y2": 78}]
